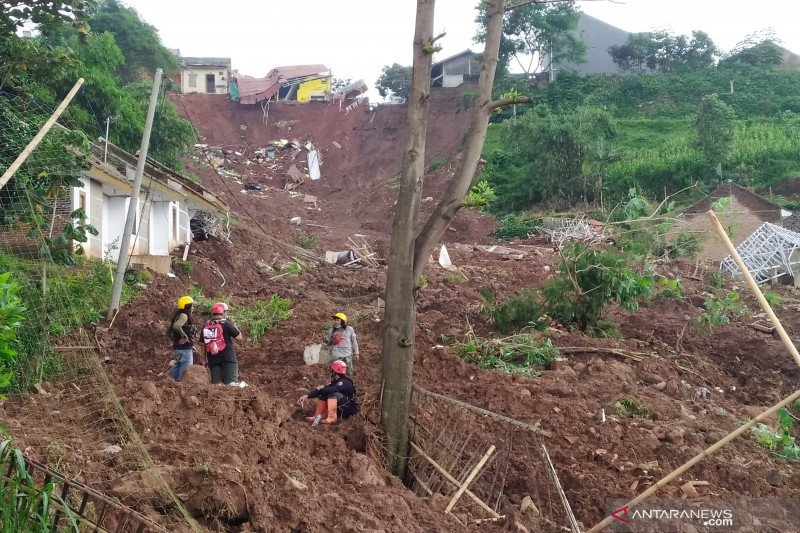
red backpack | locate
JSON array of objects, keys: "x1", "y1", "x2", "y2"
[{"x1": 202, "y1": 320, "x2": 227, "y2": 355}]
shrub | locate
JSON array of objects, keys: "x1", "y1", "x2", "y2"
[
  {"x1": 0, "y1": 273, "x2": 25, "y2": 398},
  {"x1": 492, "y1": 214, "x2": 538, "y2": 241},
  {"x1": 751, "y1": 407, "x2": 799, "y2": 460},
  {"x1": 763, "y1": 291, "x2": 783, "y2": 308},
  {"x1": 542, "y1": 244, "x2": 653, "y2": 332},
  {"x1": 463, "y1": 180, "x2": 497, "y2": 210},
  {"x1": 173, "y1": 258, "x2": 193, "y2": 275},
  {"x1": 296, "y1": 234, "x2": 317, "y2": 249},
  {"x1": 426, "y1": 158, "x2": 447, "y2": 172},
  {"x1": 654, "y1": 277, "x2": 683, "y2": 300},
  {"x1": 694, "y1": 291, "x2": 748, "y2": 331},
  {"x1": 235, "y1": 294, "x2": 292, "y2": 341},
  {"x1": 479, "y1": 287, "x2": 544, "y2": 333}
]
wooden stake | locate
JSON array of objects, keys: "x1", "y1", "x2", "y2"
[
  {"x1": 410, "y1": 441, "x2": 501, "y2": 519},
  {"x1": 707, "y1": 210, "x2": 800, "y2": 370},
  {"x1": 0, "y1": 78, "x2": 85, "y2": 191},
  {"x1": 444, "y1": 445, "x2": 495, "y2": 514},
  {"x1": 586, "y1": 387, "x2": 800, "y2": 533},
  {"x1": 541, "y1": 443, "x2": 581, "y2": 533}
]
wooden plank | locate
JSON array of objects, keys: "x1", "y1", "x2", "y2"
[
  {"x1": 444, "y1": 445, "x2": 495, "y2": 514},
  {"x1": 410, "y1": 441, "x2": 501, "y2": 519}
]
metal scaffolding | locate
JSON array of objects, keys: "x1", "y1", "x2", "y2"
[{"x1": 719, "y1": 222, "x2": 800, "y2": 283}]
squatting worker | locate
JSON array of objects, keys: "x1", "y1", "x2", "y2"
[{"x1": 297, "y1": 360, "x2": 359, "y2": 424}]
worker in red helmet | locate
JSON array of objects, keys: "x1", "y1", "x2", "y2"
[
  {"x1": 201, "y1": 302, "x2": 244, "y2": 387},
  {"x1": 297, "y1": 360, "x2": 359, "y2": 425}
]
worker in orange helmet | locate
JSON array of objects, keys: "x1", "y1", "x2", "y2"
[{"x1": 297, "y1": 360, "x2": 359, "y2": 425}]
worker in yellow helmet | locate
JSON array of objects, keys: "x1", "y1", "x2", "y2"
[
  {"x1": 167, "y1": 295, "x2": 196, "y2": 380},
  {"x1": 323, "y1": 312, "x2": 359, "y2": 376}
]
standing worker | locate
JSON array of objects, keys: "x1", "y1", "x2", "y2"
[
  {"x1": 297, "y1": 360, "x2": 359, "y2": 424},
  {"x1": 324, "y1": 312, "x2": 359, "y2": 376},
  {"x1": 202, "y1": 302, "x2": 245, "y2": 387},
  {"x1": 168, "y1": 296, "x2": 196, "y2": 381}
]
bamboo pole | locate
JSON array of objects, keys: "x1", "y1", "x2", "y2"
[
  {"x1": 0, "y1": 78, "x2": 85, "y2": 191},
  {"x1": 541, "y1": 443, "x2": 581, "y2": 533},
  {"x1": 586, "y1": 387, "x2": 800, "y2": 533},
  {"x1": 707, "y1": 210, "x2": 800, "y2": 369},
  {"x1": 410, "y1": 441, "x2": 502, "y2": 519},
  {"x1": 413, "y1": 386, "x2": 551, "y2": 437},
  {"x1": 444, "y1": 445, "x2": 495, "y2": 514}
]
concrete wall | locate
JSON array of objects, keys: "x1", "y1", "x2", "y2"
[
  {"x1": 181, "y1": 67, "x2": 229, "y2": 94},
  {"x1": 558, "y1": 13, "x2": 629, "y2": 76}
]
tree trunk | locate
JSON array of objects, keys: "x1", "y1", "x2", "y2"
[
  {"x1": 412, "y1": 0, "x2": 507, "y2": 280},
  {"x1": 381, "y1": 0, "x2": 436, "y2": 479}
]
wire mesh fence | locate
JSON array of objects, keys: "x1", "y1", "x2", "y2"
[
  {"x1": 0, "y1": 85, "x2": 201, "y2": 531},
  {"x1": 408, "y1": 386, "x2": 575, "y2": 532}
]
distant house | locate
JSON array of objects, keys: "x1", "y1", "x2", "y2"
[
  {"x1": 231, "y1": 65, "x2": 331, "y2": 105},
  {"x1": 179, "y1": 56, "x2": 231, "y2": 95},
  {"x1": 431, "y1": 49, "x2": 481, "y2": 88},
  {"x1": 672, "y1": 182, "x2": 789, "y2": 262},
  {"x1": 551, "y1": 12, "x2": 630, "y2": 78},
  {"x1": 48, "y1": 141, "x2": 228, "y2": 274}
]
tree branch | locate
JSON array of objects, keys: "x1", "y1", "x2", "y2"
[
  {"x1": 429, "y1": 32, "x2": 447, "y2": 45},
  {"x1": 488, "y1": 96, "x2": 533, "y2": 111}
]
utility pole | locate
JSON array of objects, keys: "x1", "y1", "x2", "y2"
[
  {"x1": 107, "y1": 68, "x2": 163, "y2": 321},
  {"x1": 104, "y1": 117, "x2": 111, "y2": 162}
]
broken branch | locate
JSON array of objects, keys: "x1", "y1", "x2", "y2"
[{"x1": 488, "y1": 96, "x2": 533, "y2": 111}]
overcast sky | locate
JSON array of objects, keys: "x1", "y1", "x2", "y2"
[{"x1": 122, "y1": 0, "x2": 800, "y2": 90}]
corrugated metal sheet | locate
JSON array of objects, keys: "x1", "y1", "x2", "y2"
[
  {"x1": 181, "y1": 57, "x2": 231, "y2": 68},
  {"x1": 234, "y1": 64, "x2": 330, "y2": 104}
]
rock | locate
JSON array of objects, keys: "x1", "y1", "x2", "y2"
[
  {"x1": 765, "y1": 469, "x2": 783, "y2": 487},
  {"x1": 101, "y1": 444, "x2": 122, "y2": 454},
  {"x1": 743, "y1": 405, "x2": 778, "y2": 426},
  {"x1": 140, "y1": 382, "x2": 158, "y2": 398},
  {"x1": 665, "y1": 428, "x2": 685, "y2": 445},
  {"x1": 653, "y1": 381, "x2": 667, "y2": 391},
  {"x1": 284, "y1": 473, "x2": 308, "y2": 491},
  {"x1": 704, "y1": 431, "x2": 726, "y2": 445},
  {"x1": 641, "y1": 373, "x2": 664, "y2": 385},
  {"x1": 544, "y1": 382, "x2": 575, "y2": 398},
  {"x1": 222, "y1": 453, "x2": 244, "y2": 467},
  {"x1": 573, "y1": 362, "x2": 586, "y2": 374},
  {"x1": 348, "y1": 454, "x2": 386, "y2": 486},
  {"x1": 520, "y1": 495, "x2": 540, "y2": 517},
  {"x1": 680, "y1": 481, "x2": 698, "y2": 498}
]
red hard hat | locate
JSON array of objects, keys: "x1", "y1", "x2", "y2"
[
  {"x1": 330, "y1": 360, "x2": 348, "y2": 374},
  {"x1": 211, "y1": 302, "x2": 228, "y2": 315}
]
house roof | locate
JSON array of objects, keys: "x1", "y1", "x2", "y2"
[
  {"x1": 89, "y1": 140, "x2": 229, "y2": 213},
  {"x1": 682, "y1": 182, "x2": 783, "y2": 219},
  {"x1": 181, "y1": 57, "x2": 231, "y2": 68},
  {"x1": 233, "y1": 64, "x2": 330, "y2": 105},
  {"x1": 432, "y1": 49, "x2": 479, "y2": 69}
]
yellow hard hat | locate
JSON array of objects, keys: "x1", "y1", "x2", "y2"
[
  {"x1": 177, "y1": 296, "x2": 194, "y2": 309},
  {"x1": 333, "y1": 312, "x2": 347, "y2": 322}
]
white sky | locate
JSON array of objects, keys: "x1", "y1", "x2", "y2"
[{"x1": 122, "y1": 0, "x2": 800, "y2": 91}]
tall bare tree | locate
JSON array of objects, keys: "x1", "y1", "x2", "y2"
[
  {"x1": 380, "y1": 0, "x2": 439, "y2": 477},
  {"x1": 382, "y1": 0, "x2": 533, "y2": 478}
]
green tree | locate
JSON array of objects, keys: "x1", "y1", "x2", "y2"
[
  {"x1": 610, "y1": 29, "x2": 718, "y2": 73},
  {"x1": 476, "y1": 0, "x2": 583, "y2": 75},
  {"x1": 87, "y1": 0, "x2": 178, "y2": 82},
  {"x1": 376, "y1": 63, "x2": 412, "y2": 102},
  {"x1": 331, "y1": 76, "x2": 352, "y2": 93},
  {"x1": 720, "y1": 30, "x2": 784, "y2": 68},
  {"x1": 0, "y1": 0, "x2": 92, "y2": 37},
  {"x1": 695, "y1": 93, "x2": 736, "y2": 182}
]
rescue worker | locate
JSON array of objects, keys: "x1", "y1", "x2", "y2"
[
  {"x1": 324, "y1": 312, "x2": 359, "y2": 376},
  {"x1": 297, "y1": 360, "x2": 359, "y2": 424},
  {"x1": 201, "y1": 302, "x2": 244, "y2": 387},
  {"x1": 168, "y1": 296, "x2": 196, "y2": 381}
]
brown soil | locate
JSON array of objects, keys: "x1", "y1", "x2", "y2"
[{"x1": 3, "y1": 93, "x2": 799, "y2": 532}]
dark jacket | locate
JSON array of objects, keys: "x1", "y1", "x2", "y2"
[
  {"x1": 205, "y1": 319, "x2": 241, "y2": 366},
  {"x1": 170, "y1": 311, "x2": 195, "y2": 350},
  {"x1": 308, "y1": 375, "x2": 359, "y2": 418}
]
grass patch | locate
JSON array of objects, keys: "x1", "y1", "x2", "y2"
[
  {"x1": 188, "y1": 286, "x2": 292, "y2": 342},
  {"x1": 614, "y1": 398, "x2": 650, "y2": 418},
  {"x1": 296, "y1": 234, "x2": 317, "y2": 250},
  {"x1": 443, "y1": 272, "x2": 467, "y2": 283},
  {"x1": 426, "y1": 158, "x2": 447, "y2": 172},
  {"x1": 173, "y1": 258, "x2": 193, "y2": 275},
  {"x1": 456, "y1": 333, "x2": 560, "y2": 378}
]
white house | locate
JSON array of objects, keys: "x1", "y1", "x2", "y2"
[
  {"x1": 179, "y1": 56, "x2": 231, "y2": 95},
  {"x1": 67, "y1": 140, "x2": 229, "y2": 273}
]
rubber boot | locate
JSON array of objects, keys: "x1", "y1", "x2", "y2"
[
  {"x1": 306, "y1": 399, "x2": 326, "y2": 422},
  {"x1": 320, "y1": 398, "x2": 338, "y2": 424}
]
